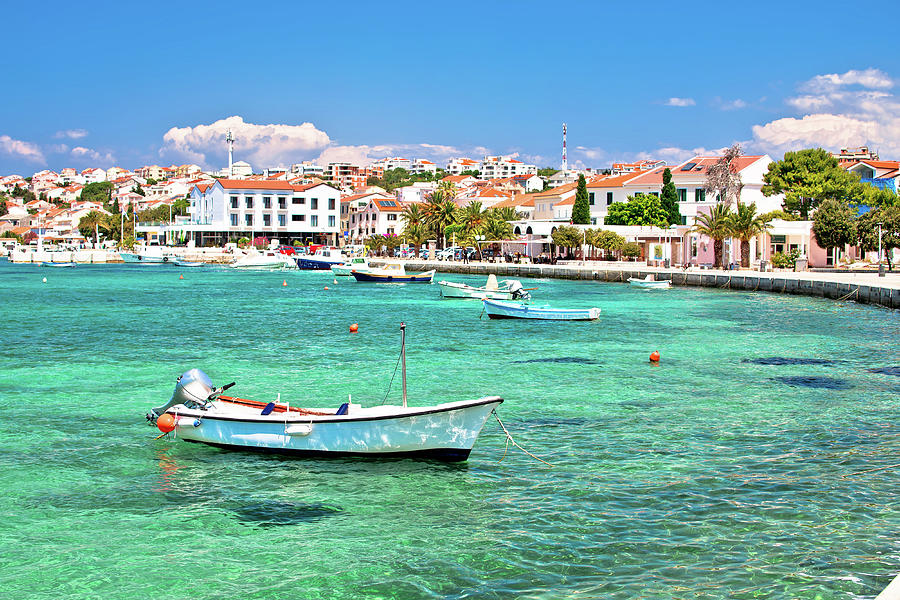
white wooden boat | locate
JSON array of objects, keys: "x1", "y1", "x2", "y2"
[
  {"x1": 229, "y1": 249, "x2": 295, "y2": 270},
  {"x1": 332, "y1": 256, "x2": 369, "y2": 276},
  {"x1": 41, "y1": 261, "x2": 77, "y2": 268},
  {"x1": 439, "y1": 274, "x2": 528, "y2": 300},
  {"x1": 628, "y1": 275, "x2": 671, "y2": 289},
  {"x1": 351, "y1": 262, "x2": 435, "y2": 283},
  {"x1": 482, "y1": 298, "x2": 601, "y2": 321},
  {"x1": 172, "y1": 259, "x2": 204, "y2": 267},
  {"x1": 146, "y1": 325, "x2": 502, "y2": 461},
  {"x1": 121, "y1": 246, "x2": 170, "y2": 263}
]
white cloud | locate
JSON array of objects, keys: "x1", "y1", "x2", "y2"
[
  {"x1": 0, "y1": 135, "x2": 45, "y2": 164},
  {"x1": 718, "y1": 98, "x2": 748, "y2": 111},
  {"x1": 315, "y1": 141, "x2": 492, "y2": 167},
  {"x1": 665, "y1": 97, "x2": 696, "y2": 107},
  {"x1": 751, "y1": 67, "x2": 900, "y2": 156},
  {"x1": 161, "y1": 115, "x2": 331, "y2": 169},
  {"x1": 71, "y1": 146, "x2": 116, "y2": 164},
  {"x1": 54, "y1": 129, "x2": 88, "y2": 139}
]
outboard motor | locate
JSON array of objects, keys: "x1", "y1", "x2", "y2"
[
  {"x1": 508, "y1": 280, "x2": 529, "y2": 300},
  {"x1": 147, "y1": 369, "x2": 215, "y2": 422}
]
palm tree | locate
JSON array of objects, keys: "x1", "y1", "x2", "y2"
[
  {"x1": 79, "y1": 210, "x2": 108, "y2": 245},
  {"x1": 484, "y1": 216, "x2": 513, "y2": 258},
  {"x1": 422, "y1": 191, "x2": 458, "y2": 249},
  {"x1": 403, "y1": 223, "x2": 429, "y2": 257},
  {"x1": 727, "y1": 202, "x2": 771, "y2": 268},
  {"x1": 460, "y1": 201, "x2": 487, "y2": 235},
  {"x1": 491, "y1": 206, "x2": 519, "y2": 223},
  {"x1": 691, "y1": 203, "x2": 732, "y2": 268},
  {"x1": 436, "y1": 181, "x2": 457, "y2": 201},
  {"x1": 400, "y1": 203, "x2": 423, "y2": 228}
]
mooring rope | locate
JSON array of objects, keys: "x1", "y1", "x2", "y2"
[
  {"x1": 842, "y1": 463, "x2": 900, "y2": 479},
  {"x1": 492, "y1": 411, "x2": 553, "y2": 466},
  {"x1": 837, "y1": 286, "x2": 859, "y2": 302},
  {"x1": 379, "y1": 347, "x2": 403, "y2": 405}
]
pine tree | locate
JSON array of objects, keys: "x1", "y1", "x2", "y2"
[
  {"x1": 572, "y1": 174, "x2": 591, "y2": 224},
  {"x1": 660, "y1": 168, "x2": 681, "y2": 226}
]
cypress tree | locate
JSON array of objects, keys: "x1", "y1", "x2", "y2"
[
  {"x1": 660, "y1": 168, "x2": 681, "y2": 226},
  {"x1": 572, "y1": 174, "x2": 591, "y2": 224}
]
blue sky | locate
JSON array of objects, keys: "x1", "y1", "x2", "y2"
[{"x1": 1, "y1": 0, "x2": 898, "y2": 175}]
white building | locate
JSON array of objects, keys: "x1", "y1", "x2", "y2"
[
  {"x1": 81, "y1": 168, "x2": 107, "y2": 184},
  {"x1": 183, "y1": 179, "x2": 341, "y2": 246},
  {"x1": 290, "y1": 161, "x2": 325, "y2": 178},
  {"x1": 409, "y1": 159, "x2": 437, "y2": 175},
  {"x1": 348, "y1": 197, "x2": 405, "y2": 243},
  {"x1": 479, "y1": 156, "x2": 538, "y2": 179},
  {"x1": 446, "y1": 157, "x2": 480, "y2": 175},
  {"x1": 370, "y1": 157, "x2": 412, "y2": 172},
  {"x1": 395, "y1": 182, "x2": 436, "y2": 204}
]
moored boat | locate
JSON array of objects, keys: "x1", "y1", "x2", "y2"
[
  {"x1": 40, "y1": 261, "x2": 77, "y2": 268},
  {"x1": 172, "y1": 259, "x2": 205, "y2": 267},
  {"x1": 439, "y1": 274, "x2": 528, "y2": 300},
  {"x1": 297, "y1": 247, "x2": 346, "y2": 270},
  {"x1": 628, "y1": 275, "x2": 671, "y2": 289},
  {"x1": 229, "y1": 249, "x2": 295, "y2": 270},
  {"x1": 146, "y1": 324, "x2": 502, "y2": 461},
  {"x1": 351, "y1": 262, "x2": 435, "y2": 283},
  {"x1": 332, "y1": 256, "x2": 370, "y2": 276},
  {"x1": 482, "y1": 298, "x2": 601, "y2": 321}
]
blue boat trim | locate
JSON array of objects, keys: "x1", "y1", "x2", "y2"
[{"x1": 184, "y1": 439, "x2": 473, "y2": 461}]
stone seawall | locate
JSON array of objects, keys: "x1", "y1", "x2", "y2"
[{"x1": 400, "y1": 261, "x2": 900, "y2": 310}]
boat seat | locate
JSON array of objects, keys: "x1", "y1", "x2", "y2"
[
  {"x1": 260, "y1": 402, "x2": 276, "y2": 415},
  {"x1": 335, "y1": 403, "x2": 349, "y2": 416}
]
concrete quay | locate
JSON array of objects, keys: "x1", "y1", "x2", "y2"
[{"x1": 401, "y1": 260, "x2": 900, "y2": 310}]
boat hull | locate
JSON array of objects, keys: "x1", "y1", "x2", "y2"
[
  {"x1": 352, "y1": 269, "x2": 435, "y2": 283},
  {"x1": 439, "y1": 281, "x2": 513, "y2": 300},
  {"x1": 297, "y1": 257, "x2": 344, "y2": 270},
  {"x1": 628, "y1": 278, "x2": 671, "y2": 289},
  {"x1": 172, "y1": 260, "x2": 204, "y2": 267},
  {"x1": 482, "y1": 299, "x2": 600, "y2": 321},
  {"x1": 163, "y1": 397, "x2": 502, "y2": 461},
  {"x1": 41, "y1": 262, "x2": 76, "y2": 268}
]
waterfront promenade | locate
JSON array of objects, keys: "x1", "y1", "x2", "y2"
[{"x1": 400, "y1": 259, "x2": 900, "y2": 310}]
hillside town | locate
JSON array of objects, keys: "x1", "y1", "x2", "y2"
[{"x1": 1, "y1": 142, "x2": 897, "y2": 269}]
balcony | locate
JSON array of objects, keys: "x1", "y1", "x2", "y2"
[{"x1": 861, "y1": 177, "x2": 895, "y2": 191}]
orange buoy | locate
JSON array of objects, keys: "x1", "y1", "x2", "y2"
[
  {"x1": 179, "y1": 274, "x2": 184, "y2": 280},
  {"x1": 349, "y1": 323, "x2": 359, "y2": 333},
  {"x1": 156, "y1": 413, "x2": 176, "y2": 433},
  {"x1": 324, "y1": 286, "x2": 329, "y2": 290},
  {"x1": 649, "y1": 351, "x2": 660, "y2": 362},
  {"x1": 282, "y1": 280, "x2": 287, "y2": 287}
]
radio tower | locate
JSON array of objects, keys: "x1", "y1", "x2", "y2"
[
  {"x1": 562, "y1": 123, "x2": 568, "y2": 172},
  {"x1": 225, "y1": 129, "x2": 235, "y2": 177}
]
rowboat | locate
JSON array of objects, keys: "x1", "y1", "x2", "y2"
[
  {"x1": 146, "y1": 324, "x2": 502, "y2": 461},
  {"x1": 332, "y1": 256, "x2": 369, "y2": 276},
  {"x1": 482, "y1": 298, "x2": 601, "y2": 321},
  {"x1": 41, "y1": 261, "x2": 77, "y2": 268},
  {"x1": 439, "y1": 274, "x2": 528, "y2": 300},
  {"x1": 172, "y1": 259, "x2": 204, "y2": 267},
  {"x1": 351, "y1": 262, "x2": 435, "y2": 283},
  {"x1": 628, "y1": 275, "x2": 671, "y2": 289}
]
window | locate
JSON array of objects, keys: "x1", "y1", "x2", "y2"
[
  {"x1": 650, "y1": 192, "x2": 659, "y2": 198},
  {"x1": 677, "y1": 188, "x2": 687, "y2": 203},
  {"x1": 387, "y1": 214, "x2": 397, "y2": 221},
  {"x1": 278, "y1": 196, "x2": 286, "y2": 209},
  {"x1": 292, "y1": 215, "x2": 305, "y2": 222},
  {"x1": 328, "y1": 215, "x2": 335, "y2": 227},
  {"x1": 230, "y1": 196, "x2": 238, "y2": 209},
  {"x1": 245, "y1": 214, "x2": 253, "y2": 226},
  {"x1": 606, "y1": 192, "x2": 613, "y2": 206},
  {"x1": 263, "y1": 196, "x2": 271, "y2": 209},
  {"x1": 328, "y1": 198, "x2": 335, "y2": 210},
  {"x1": 263, "y1": 214, "x2": 271, "y2": 226},
  {"x1": 311, "y1": 215, "x2": 318, "y2": 227},
  {"x1": 292, "y1": 197, "x2": 303, "y2": 205},
  {"x1": 589, "y1": 192, "x2": 595, "y2": 206},
  {"x1": 311, "y1": 198, "x2": 318, "y2": 210},
  {"x1": 694, "y1": 189, "x2": 706, "y2": 202},
  {"x1": 230, "y1": 214, "x2": 238, "y2": 226},
  {"x1": 245, "y1": 196, "x2": 254, "y2": 209},
  {"x1": 278, "y1": 215, "x2": 285, "y2": 227}
]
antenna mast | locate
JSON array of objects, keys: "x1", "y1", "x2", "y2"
[
  {"x1": 562, "y1": 123, "x2": 568, "y2": 172},
  {"x1": 226, "y1": 130, "x2": 235, "y2": 177}
]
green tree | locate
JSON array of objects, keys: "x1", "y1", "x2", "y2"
[
  {"x1": 81, "y1": 181, "x2": 113, "y2": 205},
  {"x1": 604, "y1": 194, "x2": 668, "y2": 227},
  {"x1": 537, "y1": 168, "x2": 559, "y2": 178},
  {"x1": 571, "y1": 174, "x2": 591, "y2": 224},
  {"x1": 0, "y1": 199, "x2": 7, "y2": 216},
  {"x1": 78, "y1": 210, "x2": 108, "y2": 244},
  {"x1": 400, "y1": 203, "x2": 424, "y2": 229},
  {"x1": 811, "y1": 199, "x2": 857, "y2": 257},
  {"x1": 402, "y1": 223, "x2": 429, "y2": 257},
  {"x1": 856, "y1": 205, "x2": 900, "y2": 271},
  {"x1": 173, "y1": 198, "x2": 190, "y2": 217},
  {"x1": 551, "y1": 225, "x2": 584, "y2": 259},
  {"x1": 421, "y1": 191, "x2": 458, "y2": 249},
  {"x1": 762, "y1": 148, "x2": 866, "y2": 219},
  {"x1": 864, "y1": 186, "x2": 899, "y2": 209},
  {"x1": 727, "y1": 202, "x2": 771, "y2": 268},
  {"x1": 491, "y1": 206, "x2": 519, "y2": 223},
  {"x1": 691, "y1": 203, "x2": 732, "y2": 268},
  {"x1": 621, "y1": 242, "x2": 642, "y2": 260},
  {"x1": 1, "y1": 230, "x2": 23, "y2": 243},
  {"x1": 586, "y1": 229, "x2": 625, "y2": 259},
  {"x1": 133, "y1": 183, "x2": 145, "y2": 197},
  {"x1": 660, "y1": 168, "x2": 682, "y2": 226}
]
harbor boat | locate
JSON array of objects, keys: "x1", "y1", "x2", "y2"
[
  {"x1": 40, "y1": 261, "x2": 77, "y2": 268},
  {"x1": 172, "y1": 259, "x2": 204, "y2": 267},
  {"x1": 332, "y1": 256, "x2": 370, "y2": 276},
  {"x1": 628, "y1": 275, "x2": 671, "y2": 289},
  {"x1": 119, "y1": 252, "x2": 142, "y2": 263},
  {"x1": 351, "y1": 262, "x2": 435, "y2": 283},
  {"x1": 145, "y1": 324, "x2": 502, "y2": 461},
  {"x1": 439, "y1": 274, "x2": 528, "y2": 300},
  {"x1": 482, "y1": 298, "x2": 601, "y2": 321},
  {"x1": 120, "y1": 246, "x2": 170, "y2": 263},
  {"x1": 229, "y1": 249, "x2": 296, "y2": 270},
  {"x1": 297, "y1": 247, "x2": 347, "y2": 270}
]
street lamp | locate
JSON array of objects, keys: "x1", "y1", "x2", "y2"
[{"x1": 877, "y1": 222, "x2": 884, "y2": 277}]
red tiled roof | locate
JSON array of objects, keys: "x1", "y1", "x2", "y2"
[
  {"x1": 216, "y1": 179, "x2": 294, "y2": 191},
  {"x1": 586, "y1": 170, "x2": 649, "y2": 188}
]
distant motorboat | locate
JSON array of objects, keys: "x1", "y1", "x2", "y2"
[
  {"x1": 482, "y1": 298, "x2": 601, "y2": 321},
  {"x1": 628, "y1": 275, "x2": 671, "y2": 289},
  {"x1": 351, "y1": 262, "x2": 435, "y2": 283},
  {"x1": 230, "y1": 249, "x2": 296, "y2": 270},
  {"x1": 332, "y1": 256, "x2": 370, "y2": 276},
  {"x1": 172, "y1": 259, "x2": 204, "y2": 267},
  {"x1": 439, "y1": 274, "x2": 529, "y2": 300},
  {"x1": 41, "y1": 261, "x2": 77, "y2": 268},
  {"x1": 145, "y1": 324, "x2": 502, "y2": 461},
  {"x1": 297, "y1": 247, "x2": 347, "y2": 270}
]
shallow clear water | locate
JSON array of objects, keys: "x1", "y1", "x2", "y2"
[{"x1": 0, "y1": 260, "x2": 898, "y2": 599}]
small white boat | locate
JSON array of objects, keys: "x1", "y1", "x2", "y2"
[
  {"x1": 230, "y1": 249, "x2": 295, "y2": 270},
  {"x1": 482, "y1": 298, "x2": 601, "y2": 321},
  {"x1": 628, "y1": 275, "x2": 671, "y2": 289},
  {"x1": 332, "y1": 256, "x2": 370, "y2": 276},
  {"x1": 41, "y1": 261, "x2": 77, "y2": 268},
  {"x1": 439, "y1": 274, "x2": 528, "y2": 300},
  {"x1": 172, "y1": 259, "x2": 204, "y2": 267},
  {"x1": 146, "y1": 324, "x2": 502, "y2": 461},
  {"x1": 351, "y1": 262, "x2": 435, "y2": 283}
]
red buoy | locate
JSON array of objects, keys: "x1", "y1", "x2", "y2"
[
  {"x1": 179, "y1": 274, "x2": 184, "y2": 280},
  {"x1": 282, "y1": 280, "x2": 287, "y2": 287},
  {"x1": 157, "y1": 413, "x2": 176, "y2": 433},
  {"x1": 349, "y1": 323, "x2": 359, "y2": 333},
  {"x1": 324, "y1": 286, "x2": 329, "y2": 290},
  {"x1": 649, "y1": 351, "x2": 660, "y2": 362}
]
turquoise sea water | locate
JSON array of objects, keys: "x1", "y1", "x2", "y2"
[{"x1": 0, "y1": 260, "x2": 898, "y2": 599}]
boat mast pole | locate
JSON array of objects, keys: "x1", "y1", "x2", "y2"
[{"x1": 400, "y1": 322, "x2": 407, "y2": 407}]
